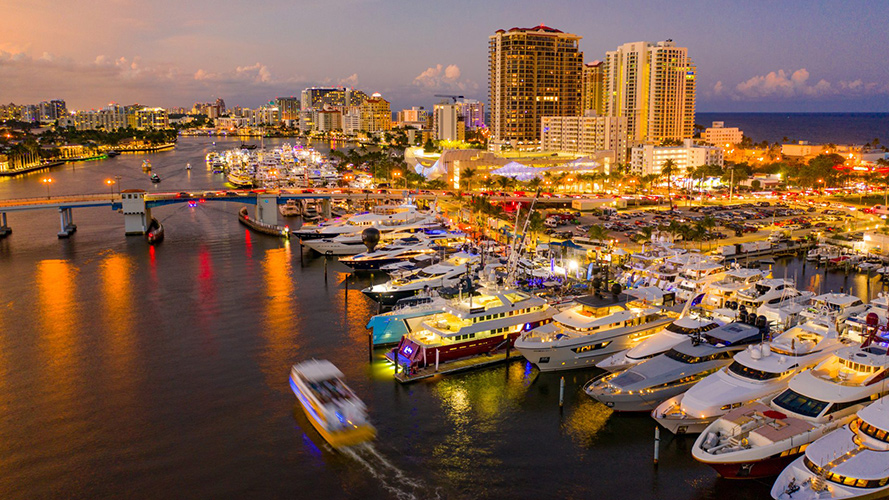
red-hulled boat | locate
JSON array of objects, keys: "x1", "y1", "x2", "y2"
[
  {"x1": 147, "y1": 218, "x2": 164, "y2": 244},
  {"x1": 386, "y1": 287, "x2": 554, "y2": 372}
]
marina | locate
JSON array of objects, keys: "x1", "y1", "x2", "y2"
[{"x1": 3, "y1": 136, "x2": 889, "y2": 500}]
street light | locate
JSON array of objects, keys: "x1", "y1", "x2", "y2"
[
  {"x1": 105, "y1": 179, "x2": 114, "y2": 199},
  {"x1": 42, "y1": 177, "x2": 53, "y2": 198}
]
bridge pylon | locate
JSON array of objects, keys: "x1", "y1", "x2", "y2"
[
  {"x1": 121, "y1": 189, "x2": 152, "y2": 235},
  {"x1": 256, "y1": 193, "x2": 278, "y2": 226}
]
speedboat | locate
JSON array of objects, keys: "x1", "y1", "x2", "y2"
[
  {"x1": 279, "y1": 199, "x2": 302, "y2": 217},
  {"x1": 386, "y1": 287, "x2": 554, "y2": 373},
  {"x1": 693, "y1": 335, "x2": 889, "y2": 479},
  {"x1": 843, "y1": 294, "x2": 889, "y2": 344},
  {"x1": 150, "y1": 173, "x2": 161, "y2": 183},
  {"x1": 514, "y1": 287, "x2": 681, "y2": 372},
  {"x1": 596, "y1": 292, "x2": 727, "y2": 373},
  {"x1": 771, "y1": 395, "x2": 889, "y2": 499},
  {"x1": 293, "y1": 204, "x2": 438, "y2": 241},
  {"x1": 362, "y1": 253, "x2": 476, "y2": 305},
  {"x1": 186, "y1": 162, "x2": 192, "y2": 170},
  {"x1": 289, "y1": 360, "x2": 375, "y2": 448},
  {"x1": 653, "y1": 317, "x2": 847, "y2": 435},
  {"x1": 585, "y1": 319, "x2": 766, "y2": 412}
]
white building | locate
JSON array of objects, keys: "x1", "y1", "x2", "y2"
[
  {"x1": 314, "y1": 109, "x2": 343, "y2": 132},
  {"x1": 540, "y1": 113, "x2": 628, "y2": 162},
  {"x1": 433, "y1": 103, "x2": 460, "y2": 141},
  {"x1": 342, "y1": 108, "x2": 361, "y2": 135},
  {"x1": 702, "y1": 121, "x2": 743, "y2": 146},
  {"x1": 630, "y1": 139, "x2": 723, "y2": 176}
]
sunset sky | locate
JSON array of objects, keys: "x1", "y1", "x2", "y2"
[{"x1": 3, "y1": 0, "x2": 887, "y2": 113}]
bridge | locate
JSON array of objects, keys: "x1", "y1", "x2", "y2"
[{"x1": 0, "y1": 188, "x2": 581, "y2": 239}]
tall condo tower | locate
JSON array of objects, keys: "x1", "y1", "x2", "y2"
[
  {"x1": 603, "y1": 40, "x2": 696, "y2": 145},
  {"x1": 488, "y1": 25, "x2": 583, "y2": 149}
]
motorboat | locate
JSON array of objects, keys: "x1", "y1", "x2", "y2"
[
  {"x1": 293, "y1": 204, "x2": 438, "y2": 241},
  {"x1": 585, "y1": 320, "x2": 766, "y2": 412},
  {"x1": 693, "y1": 339, "x2": 889, "y2": 479},
  {"x1": 674, "y1": 257, "x2": 726, "y2": 302},
  {"x1": 186, "y1": 162, "x2": 192, "y2": 170},
  {"x1": 279, "y1": 199, "x2": 302, "y2": 217},
  {"x1": 653, "y1": 317, "x2": 847, "y2": 435},
  {"x1": 843, "y1": 294, "x2": 889, "y2": 344},
  {"x1": 514, "y1": 287, "x2": 681, "y2": 372},
  {"x1": 717, "y1": 279, "x2": 815, "y2": 329},
  {"x1": 771, "y1": 395, "x2": 889, "y2": 499},
  {"x1": 289, "y1": 360, "x2": 375, "y2": 448},
  {"x1": 799, "y1": 293, "x2": 867, "y2": 334},
  {"x1": 365, "y1": 293, "x2": 448, "y2": 347},
  {"x1": 340, "y1": 235, "x2": 450, "y2": 271},
  {"x1": 386, "y1": 287, "x2": 554, "y2": 373},
  {"x1": 596, "y1": 292, "x2": 727, "y2": 373},
  {"x1": 150, "y1": 173, "x2": 161, "y2": 183},
  {"x1": 305, "y1": 229, "x2": 459, "y2": 257},
  {"x1": 700, "y1": 268, "x2": 769, "y2": 311},
  {"x1": 146, "y1": 218, "x2": 164, "y2": 244},
  {"x1": 362, "y1": 253, "x2": 476, "y2": 305}
]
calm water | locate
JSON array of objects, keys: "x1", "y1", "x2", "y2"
[
  {"x1": 0, "y1": 137, "x2": 885, "y2": 499},
  {"x1": 697, "y1": 112, "x2": 889, "y2": 145}
]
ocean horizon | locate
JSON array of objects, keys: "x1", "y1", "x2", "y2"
[{"x1": 696, "y1": 112, "x2": 889, "y2": 146}]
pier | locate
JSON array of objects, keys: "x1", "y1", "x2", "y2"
[
  {"x1": 393, "y1": 349, "x2": 520, "y2": 383},
  {"x1": 722, "y1": 240, "x2": 817, "y2": 263}
]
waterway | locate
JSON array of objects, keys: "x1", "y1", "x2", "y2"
[{"x1": 0, "y1": 136, "x2": 886, "y2": 499}]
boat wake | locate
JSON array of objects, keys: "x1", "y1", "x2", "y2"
[{"x1": 340, "y1": 443, "x2": 438, "y2": 500}]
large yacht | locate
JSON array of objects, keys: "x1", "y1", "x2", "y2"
[
  {"x1": 362, "y1": 253, "x2": 477, "y2": 305},
  {"x1": 585, "y1": 320, "x2": 765, "y2": 412},
  {"x1": 385, "y1": 287, "x2": 554, "y2": 372},
  {"x1": 653, "y1": 317, "x2": 847, "y2": 435},
  {"x1": 340, "y1": 235, "x2": 458, "y2": 271},
  {"x1": 771, "y1": 396, "x2": 889, "y2": 499},
  {"x1": 801, "y1": 293, "x2": 867, "y2": 333},
  {"x1": 304, "y1": 228, "x2": 457, "y2": 256},
  {"x1": 675, "y1": 256, "x2": 726, "y2": 302},
  {"x1": 293, "y1": 204, "x2": 438, "y2": 241},
  {"x1": 596, "y1": 293, "x2": 727, "y2": 373},
  {"x1": 700, "y1": 268, "x2": 769, "y2": 311},
  {"x1": 366, "y1": 294, "x2": 448, "y2": 347},
  {"x1": 514, "y1": 287, "x2": 681, "y2": 372},
  {"x1": 692, "y1": 339, "x2": 889, "y2": 479},
  {"x1": 843, "y1": 293, "x2": 889, "y2": 343}
]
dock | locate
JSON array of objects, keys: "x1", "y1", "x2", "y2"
[
  {"x1": 393, "y1": 349, "x2": 520, "y2": 383},
  {"x1": 237, "y1": 207, "x2": 290, "y2": 237},
  {"x1": 722, "y1": 240, "x2": 816, "y2": 263}
]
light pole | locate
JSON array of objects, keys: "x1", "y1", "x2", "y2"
[
  {"x1": 42, "y1": 177, "x2": 53, "y2": 198},
  {"x1": 106, "y1": 179, "x2": 114, "y2": 199},
  {"x1": 115, "y1": 175, "x2": 122, "y2": 195}
]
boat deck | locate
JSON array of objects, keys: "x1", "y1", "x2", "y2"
[{"x1": 394, "y1": 349, "x2": 519, "y2": 383}]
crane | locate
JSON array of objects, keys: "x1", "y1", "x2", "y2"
[{"x1": 434, "y1": 94, "x2": 464, "y2": 103}]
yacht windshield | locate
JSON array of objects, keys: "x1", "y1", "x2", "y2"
[
  {"x1": 665, "y1": 322, "x2": 719, "y2": 335},
  {"x1": 727, "y1": 361, "x2": 781, "y2": 381},
  {"x1": 773, "y1": 389, "x2": 828, "y2": 418}
]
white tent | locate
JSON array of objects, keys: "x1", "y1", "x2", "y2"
[
  {"x1": 415, "y1": 159, "x2": 447, "y2": 180},
  {"x1": 490, "y1": 161, "x2": 542, "y2": 181}
]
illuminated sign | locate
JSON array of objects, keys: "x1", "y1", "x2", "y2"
[{"x1": 402, "y1": 344, "x2": 414, "y2": 356}]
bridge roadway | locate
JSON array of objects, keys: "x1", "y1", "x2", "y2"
[{"x1": 0, "y1": 188, "x2": 578, "y2": 239}]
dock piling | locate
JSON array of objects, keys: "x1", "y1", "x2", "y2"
[
  {"x1": 654, "y1": 426, "x2": 660, "y2": 465},
  {"x1": 559, "y1": 376, "x2": 565, "y2": 408}
]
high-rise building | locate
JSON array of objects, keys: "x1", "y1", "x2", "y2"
[
  {"x1": 581, "y1": 62, "x2": 604, "y2": 116},
  {"x1": 488, "y1": 25, "x2": 583, "y2": 148},
  {"x1": 459, "y1": 99, "x2": 485, "y2": 130},
  {"x1": 215, "y1": 98, "x2": 226, "y2": 115},
  {"x1": 603, "y1": 40, "x2": 696, "y2": 145},
  {"x1": 359, "y1": 94, "x2": 391, "y2": 133},
  {"x1": 433, "y1": 103, "x2": 460, "y2": 141},
  {"x1": 276, "y1": 97, "x2": 301, "y2": 122},
  {"x1": 397, "y1": 107, "x2": 427, "y2": 124},
  {"x1": 300, "y1": 87, "x2": 368, "y2": 110}
]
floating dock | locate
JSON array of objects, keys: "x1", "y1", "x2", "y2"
[
  {"x1": 722, "y1": 240, "x2": 816, "y2": 263},
  {"x1": 393, "y1": 349, "x2": 520, "y2": 383},
  {"x1": 238, "y1": 207, "x2": 290, "y2": 238}
]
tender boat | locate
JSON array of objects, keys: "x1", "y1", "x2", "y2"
[
  {"x1": 386, "y1": 287, "x2": 554, "y2": 373},
  {"x1": 150, "y1": 173, "x2": 161, "y2": 183},
  {"x1": 186, "y1": 162, "x2": 192, "y2": 170},
  {"x1": 771, "y1": 395, "x2": 889, "y2": 499},
  {"x1": 585, "y1": 319, "x2": 766, "y2": 412},
  {"x1": 289, "y1": 360, "x2": 375, "y2": 448},
  {"x1": 146, "y1": 218, "x2": 164, "y2": 244},
  {"x1": 514, "y1": 287, "x2": 680, "y2": 372},
  {"x1": 693, "y1": 334, "x2": 889, "y2": 479},
  {"x1": 653, "y1": 316, "x2": 847, "y2": 435}
]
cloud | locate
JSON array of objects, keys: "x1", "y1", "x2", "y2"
[
  {"x1": 338, "y1": 73, "x2": 359, "y2": 87},
  {"x1": 719, "y1": 68, "x2": 889, "y2": 101},
  {"x1": 235, "y1": 62, "x2": 272, "y2": 83},
  {"x1": 412, "y1": 63, "x2": 476, "y2": 92}
]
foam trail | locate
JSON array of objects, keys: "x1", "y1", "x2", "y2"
[{"x1": 340, "y1": 443, "x2": 438, "y2": 500}]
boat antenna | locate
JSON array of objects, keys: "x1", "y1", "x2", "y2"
[{"x1": 508, "y1": 189, "x2": 541, "y2": 281}]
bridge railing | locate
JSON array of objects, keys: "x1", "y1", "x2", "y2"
[{"x1": 0, "y1": 193, "x2": 117, "y2": 206}]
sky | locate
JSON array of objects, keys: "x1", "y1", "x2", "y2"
[{"x1": 2, "y1": 0, "x2": 888, "y2": 113}]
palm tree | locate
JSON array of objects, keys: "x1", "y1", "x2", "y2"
[
  {"x1": 460, "y1": 167, "x2": 475, "y2": 192},
  {"x1": 527, "y1": 177, "x2": 543, "y2": 192},
  {"x1": 587, "y1": 224, "x2": 611, "y2": 243},
  {"x1": 496, "y1": 176, "x2": 511, "y2": 191},
  {"x1": 661, "y1": 159, "x2": 677, "y2": 208}
]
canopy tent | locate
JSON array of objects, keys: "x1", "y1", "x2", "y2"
[
  {"x1": 562, "y1": 156, "x2": 602, "y2": 173},
  {"x1": 490, "y1": 161, "x2": 543, "y2": 181},
  {"x1": 415, "y1": 159, "x2": 447, "y2": 180}
]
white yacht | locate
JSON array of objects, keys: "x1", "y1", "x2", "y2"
[
  {"x1": 771, "y1": 396, "x2": 889, "y2": 499},
  {"x1": 653, "y1": 317, "x2": 847, "y2": 435},
  {"x1": 294, "y1": 204, "x2": 439, "y2": 241},
  {"x1": 596, "y1": 293, "x2": 727, "y2": 373},
  {"x1": 514, "y1": 287, "x2": 681, "y2": 372},
  {"x1": 366, "y1": 293, "x2": 448, "y2": 347},
  {"x1": 675, "y1": 256, "x2": 726, "y2": 302},
  {"x1": 279, "y1": 199, "x2": 302, "y2": 217},
  {"x1": 700, "y1": 268, "x2": 769, "y2": 311},
  {"x1": 585, "y1": 320, "x2": 765, "y2": 412},
  {"x1": 844, "y1": 293, "x2": 889, "y2": 343},
  {"x1": 800, "y1": 293, "x2": 867, "y2": 334},
  {"x1": 693, "y1": 340, "x2": 889, "y2": 479},
  {"x1": 304, "y1": 228, "x2": 455, "y2": 256},
  {"x1": 362, "y1": 253, "x2": 477, "y2": 305},
  {"x1": 340, "y1": 235, "x2": 453, "y2": 271}
]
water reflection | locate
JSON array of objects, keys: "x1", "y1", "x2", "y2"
[
  {"x1": 259, "y1": 246, "x2": 296, "y2": 385},
  {"x1": 562, "y1": 398, "x2": 613, "y2": 448},
  {"x1": 99, "y1": 253, "x2": 136, "y2": 380},
  {"x1": 35, "y1": 259, "x2": 80, "y2": 406}
]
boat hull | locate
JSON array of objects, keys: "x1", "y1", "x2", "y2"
[
  {"x1": 653, "y1": 415, "x2": 714, "y2": 435},
  {"x1": 289, "y1": 376, "x2": 376, "y2": 448},
  {"x1": 362, "y1": 288, "x2": 419, "y2": 306},
  {"x1": 701, "y1": 453, "x2": 799, "y2": 479},
  {"x1": 387, "y1": 329, "x2": 535, "y2": 369}
]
